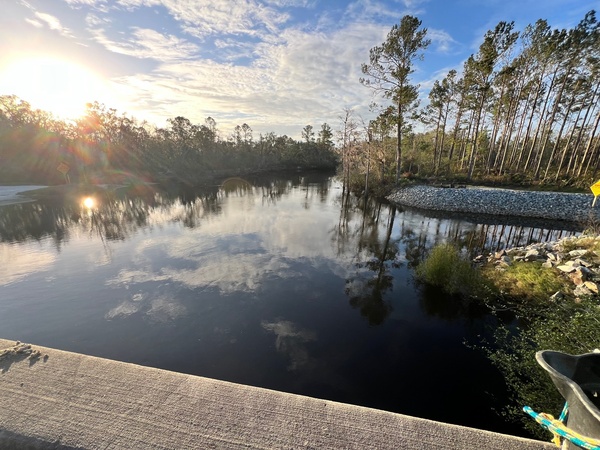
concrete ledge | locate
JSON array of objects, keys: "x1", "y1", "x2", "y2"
[{"x1": 0, "y1": 339, "x2": 552, "y2": 449}]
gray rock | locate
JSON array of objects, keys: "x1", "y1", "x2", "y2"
[
  {"x1": 387, "y1": 185, "x2": 600, "y2": 223},
  {"x1": 574, "y1": 285, "x2": 593, "y2": 297},
  {"x1": 524, "y1": 249, "x2": 539, "y2": 261}
]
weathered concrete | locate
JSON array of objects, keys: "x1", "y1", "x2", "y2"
[{"x1": 0, "y1": 339, "x2": 553, "y2": 449}]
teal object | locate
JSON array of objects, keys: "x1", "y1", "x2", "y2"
[{"x1": 526, "y1": 350, "x2": 600, "y2": 449}]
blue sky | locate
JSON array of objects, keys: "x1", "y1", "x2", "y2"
[{"x1": 1, "y1": 0, "x2": 598, "y2": 139}]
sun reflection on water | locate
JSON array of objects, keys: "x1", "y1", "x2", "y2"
[{"x1": 83, "y1": 197, "x2": 95, "y2": 209}]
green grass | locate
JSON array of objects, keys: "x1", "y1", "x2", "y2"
[
  {"x1": 416, "y1": 243, "x2": 487, "y2": 296},
  {"x1": 482, "y1": 261, "x2": 569, "y2": 303}
]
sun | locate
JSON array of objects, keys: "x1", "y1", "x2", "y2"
[{"x1": 0, "y1": 56, "x2": 110, "y2": 120}]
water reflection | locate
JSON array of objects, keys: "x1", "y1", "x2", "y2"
[
  {"x1": 0, "y1": 172, "x2": 583, "y2": 438},
  {"x1": 336, "y1": 195, "x2": 399, "y2": 326},
  {"x1": 261, "y1": 320, "x2": 317, "y2": 371}
]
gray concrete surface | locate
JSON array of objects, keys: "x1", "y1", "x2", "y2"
[{"x1": 0, "y1": 339, "x2": 553, "y2": 449}]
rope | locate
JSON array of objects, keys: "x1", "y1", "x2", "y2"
[{"x1": 524, "y1": 404, "x2": 600, "y2": 449}]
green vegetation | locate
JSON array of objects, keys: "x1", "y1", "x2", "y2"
[
  {"x1": 482, "y1": 262, "x2": 569, "y2": 303},
  {"x1": 0, "y1": 97, "x2": 338, "y2": 186},
  {"x1": 4, "y1": 11, "x2": 598, "y2": 193},
  {"x1": 360, "y1": 15, "x2": 430, "y2": 182},
  {"x1": 415, "y1": 243, "x2": 489, "y2": 296},
  {"x1": 416, "y1": 239, "x2": 600, "y2": 439},
  {"x1": 345, "y1": 10, "x2": 600, "y2": 194},
  {"x1": 484, "y1": 298, "x2": 600, "y2": 439}
]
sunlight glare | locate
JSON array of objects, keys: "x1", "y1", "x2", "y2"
[
  {"x1": 0, "y1": 56, "x2": 113, "y2": 120},
  {"x1": 83, "y1": 197, "x2": 95, "y2": 209}
]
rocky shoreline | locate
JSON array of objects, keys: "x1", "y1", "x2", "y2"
[
  {"x1": 477, "y1": 236, "x2": 600, "y2": 300},
  {"x1": 387, "y1": 185, "x2": 599, "y2": 223},
  {"x1": 387, "y1": 185, "x2": 600, "y2": 300}
]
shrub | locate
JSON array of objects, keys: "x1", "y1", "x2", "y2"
[{"x1": 416, "y1": 243, "x2": 485, "y2": 296}]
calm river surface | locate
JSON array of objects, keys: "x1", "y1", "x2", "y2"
[{"x1": 0, "y1": 172, "x2": 578, "y2": 438}]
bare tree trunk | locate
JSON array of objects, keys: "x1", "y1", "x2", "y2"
[
  {"x1": 581, "y1": 109, "x2": 600, "y2": 177},
  {"x1": 535, "y1": 67, "x2": 573, "y2": 179},
  {"x1": 545, "y1": 90, "x2": 579, "y2": 180},
  {"x1": 524, "y1": 67, "x2": 558, "y2": 172},
  {"x1": 396, "y1": 101, "x2": 403, "y2": 182},
  {"x1": 573, "y1": 84, "x2": 600, "y2": 176}
]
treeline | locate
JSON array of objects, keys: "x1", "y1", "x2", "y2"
[
  {"x1": 0, "y1": 95, "x2": 337, "y2": 185},
  {"x1": 350, "y1": 10, "x2": 600, "y2": 190}
]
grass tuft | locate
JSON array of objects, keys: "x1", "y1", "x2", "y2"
[
  {"x1": 416, "y1": 243, "x2": 486, "y2": 296},
  {"x1": 482, "y1": 261, "x2": 568, "y2": 303}
]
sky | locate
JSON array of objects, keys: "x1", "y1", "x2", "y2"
[{"x1": 0, "y1": 0, "x2": 598, "y2": 139}]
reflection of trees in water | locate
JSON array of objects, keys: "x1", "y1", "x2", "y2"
[
  {"x1": 418, "y1": 282, "x2": 496, "y2": 322},
  {"x1": 463, "y1": 223, "x2": 577, "y2": 255},
  {"x1": 0, "y1": 171, "x2": 335, "y2": 246},
  {"x1": 335, "y1": 193, "x2": 579, "y2": 326},
  {"x1": 214, "y1": 172, "x2": 331, "y2": 207},
  {"x1": 397, "y1": 212, "x2": 579, "y2": 268},
  {"x1": 0, "y1": 184, "x2": 220, "y2": 245},
  {"x1": 335, "y1": 193, "x2": 399, "y2": 326}
]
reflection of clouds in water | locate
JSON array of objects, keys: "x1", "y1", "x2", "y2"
[
  {"x1": 105, "y1": 300, "x2": 140, "y2": 319},
  {"x1": 163, "y1": 253, "x2": 292, "y2": 293},
  {"x1": 106, "y1": 235, "x2": 295, "y2": 302},
  {"x1": 146, "y1": 297, "x2": 187, "y2": 322},
  {"x1": 109, "y1": 230, "x2": 346, "y2": 296},
  {"x1": 261, "y1": 320, "x2": 317, "y2": 371},
  {"x1": 0, "y1": 244, "x2": 56, "y2": 286},
  {"x1": 198, "y1": 195, "x2": 339, "y2": 259},
  {"x1": 105, "y1": 292, "x2": 145, "y2": 319},
  {"x1": 105, "y1": 292, "x2": 186, "y2": 322},
  {"x1": 104, "y1": 188, "x2": 351, "y2": 297},
  {"x1": 105, "y1": 269, "x2": 170, "y2": 286},
  {"x1": 161, "y1": 232, "x2": 301, "y2": 293},
  {"x1": 86, "y1": 248, "x2": 112, "y2": 268}
]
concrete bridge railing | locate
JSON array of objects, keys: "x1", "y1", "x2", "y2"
[{"x1": 0, "y1": 339, "x2": 552, "y2": 449}]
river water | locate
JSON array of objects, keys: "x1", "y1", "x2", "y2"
[{"x1": 0, "y1": 172, "x2": 578, "y2": 439}]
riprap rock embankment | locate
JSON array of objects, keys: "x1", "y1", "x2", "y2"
[{"x1": 388, "y1": 185, "x2": 598, "y2": 223}]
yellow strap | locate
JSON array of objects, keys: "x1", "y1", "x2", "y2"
[{"x1": 539, "y1": 413, "x2": 600, "y2": 448}]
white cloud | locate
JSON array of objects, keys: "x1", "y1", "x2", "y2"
[
  {"x1": 345, "y1": 0, "x2": 406, "y2": 22},
  {"x1": 85, "y1": 13, "x2": 111, "y2": 27},
  {"x1": 396, "y1": 0, "x2": 429, "y2": 8},
  {"x1": 263, "y1": 0, "x2": 314, "y2": 6},
  {"x1": 90, "y1": 27, "x2": 199, "y2": 61},
  {"x1": 110, "y1": 0, "x2": 290, "y2": 38},
  {"x1": 428, "y1": 28, "x2": 459, "y2": 54},
  {"x1": 33, "y1": 12, "x2": 74, "y2": 37},
  {"x1": 55, "y1": 0, "x2": 428, "y2": 135},
  {"x1": 106, "y1": 20, "x2": 387, "y2": 135},
  {"x1": 25, "y1": 18, "x2": 43, "y2": 28},
  {"x1": 64, "y1": 0, "x2": 108, "y2": 5}
]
